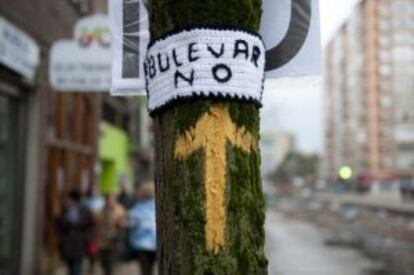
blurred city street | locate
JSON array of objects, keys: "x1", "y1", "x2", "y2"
[
  {"x1": 55, "y1": 263, "x2": 145, "y2": 275},
  {"x1": 1, "y1": 0, "x2": 414, "y2": 274},
  {"x1": 265, "y1": 211, "x2": 379, "y2": 275},
  {"x1": 54, "y1": 206, "x2": 388, "y2": 275}
]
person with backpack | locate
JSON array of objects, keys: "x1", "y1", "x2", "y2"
[
  {"x1": 58, "y1": 190, "x2": 94, "y2": 275},
  {"x1": 95, "y1": 193, "x2": 126, "y2": 275},
  {"x1": 128, "y1": 182, "x2": 157, "y2": 275}
]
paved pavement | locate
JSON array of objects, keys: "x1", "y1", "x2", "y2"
[
  {"x1": 55, "y1": 261, "x2": 144, "y2": 275},
  {"x1": 316, "y1": 193, "x2": 414, "y2": 215},
  {"x1": 315, "y1": 193, "x2": 414, "y2": 215},
  {"x1": 56, "y1": 211, "x2": 380, "y2": 275},
  {"x1": 265, "y1": 211, "x2": 380, "y2": 275}
]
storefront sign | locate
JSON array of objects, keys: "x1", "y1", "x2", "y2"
[
  {"x1": 50, "y1": 14, "x2": 112, "y2": 92},
  {"x1": 74, "y1": 14, "x2": 111, "y2": 48},
  {"x1": 0, "y1": 17, "x2": 40, "y2": 80},
  {"x1": 50, "y1": 40, "x2": 111, "y2": 91},
  {"x1": 260, "y1": 0, "x2": 321, "y2": 78}
]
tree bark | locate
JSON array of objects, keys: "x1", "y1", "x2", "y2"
[{"x1": 150, "y1": 1, "x2": 268, "y2": 274}]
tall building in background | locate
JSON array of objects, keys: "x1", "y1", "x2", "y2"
[
  {"x1": 275, "y1": 132, "x2": 296, "y2": 165},
  {"x1": 323, "y1": 0, "x2": 414, "y2": 184},
  {"x1": 261, "y1": 131, "x2": 295, "y2": 177}
]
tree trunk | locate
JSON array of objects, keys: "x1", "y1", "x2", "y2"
[{"x1": 149, "y1": 1, "x2": 268, "y2": 274}]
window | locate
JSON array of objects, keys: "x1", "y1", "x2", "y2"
[
  {"x1": 393, "y1": 17, "x2": 414, "y2": 30},
  {"x1": 394, "y1": 65, "x2": 414, "y2": 76},
  {"x1": 393, "y1": 79, "x2": 414, "y2": 94},
  {"x1": 0, "y1": 94, "x2": 23, "y2": 264},
  {"x1": 379, "y1": 64, "x2": 392, "y2": 76},
  {"x1": 396, "y1": 156, "x2": 414, "y2": 169},
  {"x1": 393, "y1": 47, "x2": 413, "y2": 61},
  {"x1": 383, "y1": 158, "x2": 395, "y2": 169},
  {"x1": 379, "y1": 3, "x2": 390, "y2": 17},
  {"x1": 399, "y1": 143, "x2": 414, "y2": 152},
  {"x1": 379, "y1": 36, "x2": 391, "y2": 47},
  {"x1": 379, "y1": 20, "x2": 391, "y2": 32},
  {"x1": 394, "y1": 32, "x2": 414, "y2": 45},
  {"x1": 379, "y1": 50, "x2": 391, "y2": 62},
  {"x1": 395, "y1": 127, "x2": 414, "y2": 142},
  {"x1": 396, "y1": 97, "x2": 414, "y2": 109},
  {"x1": 380, "y1": 95, "x2": 392, "y2": 107},
  {"x1": 380, "y1": 80, "x2": 392, "y2": 92},
  {"x1": 396, "y1": 110, "x2": 414, "y2": 123},
  {"x1": 393, "y1": 1, "x2": 413, "y2": 15}
]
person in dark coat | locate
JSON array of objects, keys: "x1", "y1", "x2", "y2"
[
  {"x1": 117, "y1": 179, "x2": 132, "y2": 209},
  {"x1": 58, "y1": 190, "x2": 93, "y2": 275}
]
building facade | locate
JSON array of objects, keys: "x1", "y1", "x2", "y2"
[
  {"x1": 0, "y1": 1, "x2": 153, "y2": 273},
  {"x1": 261, "y1": 131, "x2": 295, "y2": 177},
  {"x1": 323, "y1": 0, "x2": 414, "y2": 185},
  {"x1": 0, "y1": 1, "x2": 87, "y2": 274},
  {"x1": 0, "y1": 1, "x2": 119, "y2": 274}
]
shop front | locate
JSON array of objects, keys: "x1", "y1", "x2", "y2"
[
  {"x1": 0, "y1": 16, "x2": 39, "y2": 275},
  {"x1": 0, "y1": 84, "x2": 26, "y2": 275}
]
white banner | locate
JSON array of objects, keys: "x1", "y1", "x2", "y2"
[
  {"x1": 50, "y1": 14, "x2": 112, "y2": 92},
  {"x1": 260, "y1": 0, "x2": 322, "y2": 78},
  {"x1": 109, "y1": 0, "x2": 149, "y2": 96},
  {"x1": 145, "y1": 29, "x2": 265, "y2": 113},
  {"x1": 108, "y1": 0, "x2": 321, "y2": 97},
  {"x1": 0, "y1": 17, "x2": 39, "y2": 81}
]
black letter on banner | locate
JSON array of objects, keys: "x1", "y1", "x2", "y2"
[
  {"x1": 144, "y1": 60, "x2": 148, "y2": 78},
  {"x1": 212, "y1": 64, "x2": 232, "y2": 83},
  {"x1": 175, "y1": 69, "x2": 195, "y2": 88},
  {"x1": 173, "y1": 49, "x2": 183, "y2": 67},
  {"x1": 207, "y1": 44, "x2": 225, "y2": 58},
  {"x1": 158, "y1": 53, "x2": 170, "y2": 72},
  {"x1": 251, "y1": 45, "x2": 261, "y2": 68},
  {"x1": 234, "y1": 39, "x2": 249, "y2": 59},
  {"x1": 265, "y1": 0, "x2": 312, "y2": 70},
  {"x1": 188, "y1": 43, "x2": 200, "y2": 62},
  {"x1": 148, "y1": 56, "x2": 157, "y2": 79}
]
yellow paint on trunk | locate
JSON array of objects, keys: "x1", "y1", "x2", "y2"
[{"x1": 174, "y1": 104, "x2": 257, "y2": 253}]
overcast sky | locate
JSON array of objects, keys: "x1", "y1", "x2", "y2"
[{"x1": 261, "y1": 0, "x2": 361, "y2": 154}]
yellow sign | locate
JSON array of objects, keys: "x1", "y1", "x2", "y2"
[{"x1": 174, "y1": 104, "x2": 257, "y2": 253}]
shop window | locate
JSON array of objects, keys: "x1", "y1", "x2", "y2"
[{"x1": 0, "y1": 94, "x2": 23, "y2": 266}]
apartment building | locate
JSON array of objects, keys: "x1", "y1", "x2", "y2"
[{"x1": 323, "y1": 0, "x2": 414, "y2": 185}]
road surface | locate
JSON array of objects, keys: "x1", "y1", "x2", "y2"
[
  {"x1": 56, "y1": 210, "x2": 379, "y2": 275},
  {"x1": 265, "y1": 211, "x2": 379, "y2": 275}
]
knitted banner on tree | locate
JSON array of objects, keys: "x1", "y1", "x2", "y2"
[{"x1": 144, "y1": 28, "x2": 265, "y2": 114}]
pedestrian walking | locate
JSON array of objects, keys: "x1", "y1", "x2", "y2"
[
  {"x1": 83, "y1": 184, "x2": 104, "y2": 274},
  {"x1": 128, "y1": 182, "x2": 157, "y2": 275},
  {"x1": 117, "y1": 178, "x2": 132, "y2": 209},
  {"x1": 84, "y1": 183, "x2": 104, "y2": 214},
  {"x1": 96, "y1": 193, "x2": 126, "y2": 275},
  {"x1": 58, "y1": 190, "x2": 94, "y2": 275}
]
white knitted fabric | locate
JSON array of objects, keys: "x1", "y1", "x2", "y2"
[{"x1": 145, "y1": 28, "x2": 265, "y2": 113}]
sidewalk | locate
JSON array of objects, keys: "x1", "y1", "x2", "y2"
[
  {"x1": 55, "y1": 262, "x2": 147, "y2": 275},
  {"x1": 316, "y1": 193, "x2": 414, "y2": 215}
]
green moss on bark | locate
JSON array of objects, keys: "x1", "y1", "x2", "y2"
[
  {"x1": 149, "y1": 0, "x2": 262, "y2": 39},
  {"x1": 151, "y1": 1, "x2": 268, "y2": 274}
]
